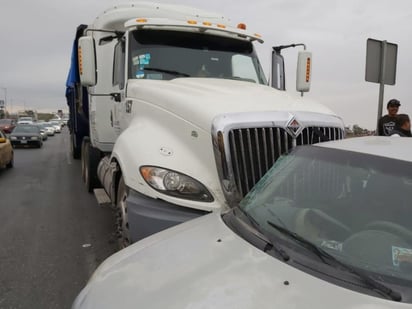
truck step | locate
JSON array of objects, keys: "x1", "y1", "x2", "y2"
[{"x1": 93, "y1": 188, "x2": 112, "y2": 207}]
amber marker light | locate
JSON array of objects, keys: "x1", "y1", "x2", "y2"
[
  {"x1": 216, "y1": 24, "x2": 226, "y2": 29},
  {"x1": 254, "y1": 33, "x2": 262, "y2": 38},
  {"x1": 187, "y1": 20, "x2": 198, "y2": 25},
  {"x1": 78, "y1": 47, "x2": 83, "y2": 75},
  {"x1": 203, "y1": 21, "x2": 212, "y2": 26},
  {"x1": 306, "y1": 58, "x2": 311, "y2": 82},
  {"x1": 136, "y1": 18, "x2": 148, "y2": 23},
  {"x1": 140, "y1": 166, "x2": 153, "y2": 181},
  {"x1": 237, "y1": 23, "x2": 247, "y2": 30}
]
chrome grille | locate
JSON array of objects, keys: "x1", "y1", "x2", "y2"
[{"x1": 228, "y1": 126, "x2": 344, "y2": 197}]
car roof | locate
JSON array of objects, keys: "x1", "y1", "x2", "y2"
[{"x1": 315, "y1": 136, "x2": 412, "y2": 162}]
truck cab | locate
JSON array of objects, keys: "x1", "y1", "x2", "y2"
[{"x1": 66, "y1": 2, "x2": 344, "y2": 247}]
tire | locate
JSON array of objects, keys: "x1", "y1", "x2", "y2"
[
  {"x1": 81, "y1": 137, "x2": 101, "y2": 193},
  {"x1": 116, "y1": 176, "x2": 131, "y2": 249},
  {"x1": 81, "y1": 139, "x2": 87, "y2": 183},
  {"x1": 70, "y1": 133, "x2": 81, "y2": 160},
  {"x1": 6, "y1": 153, "x2": 13, "y2": 168}
]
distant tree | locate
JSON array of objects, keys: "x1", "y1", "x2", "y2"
[{"x1": 352, "y1": 124, "x2": 364, "y2": 136}]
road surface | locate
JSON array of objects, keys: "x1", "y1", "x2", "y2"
[{"x1": 0, "y1": 128, "x2": 118, "y2": 308}]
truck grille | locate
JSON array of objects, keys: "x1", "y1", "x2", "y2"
[{"x1": 228, "y1": 126, "x2": 344, "y2": 197}]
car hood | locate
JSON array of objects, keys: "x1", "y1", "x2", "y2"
[
  {"x1": 73, "y1": 213, "x2": 407, "y2": 308},
  {"x1": 127, "y1": 78, "x2": 341, "y2": 131}
]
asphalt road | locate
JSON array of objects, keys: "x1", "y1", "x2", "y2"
[{"x1": 0, "y1": 128, "x2": 118, "y2": 309}]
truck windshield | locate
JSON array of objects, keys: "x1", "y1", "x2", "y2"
[
  {"x1": 239, "y1": 146, "x2": 412, "y2": 285},
  {"x1": 128, "y1": 29, "x2": 267, "y2": 84}
]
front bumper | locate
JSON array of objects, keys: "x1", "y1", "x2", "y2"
[
  {"x1": 126, "y1": 188, "x2": 209, "y2": 242},
  {"x1": 11, "y1": 140, "x2": 41, "y2": 147}
]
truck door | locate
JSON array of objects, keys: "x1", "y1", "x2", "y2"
[{"x1": 112, "y1": 39, "x2": 126, "y2": 136}]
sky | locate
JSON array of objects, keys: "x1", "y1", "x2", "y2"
[{"x1": 1, "y1": 0, "x2": 411, "y2": 129}]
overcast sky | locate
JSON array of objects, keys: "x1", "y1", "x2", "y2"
[{"x1": 1, "y1": 0, "x2": 411, "y2": 129}]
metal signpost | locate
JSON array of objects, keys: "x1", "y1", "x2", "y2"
[{"x1": 365, "y1": 38, "x2": 398, "y2": 132}]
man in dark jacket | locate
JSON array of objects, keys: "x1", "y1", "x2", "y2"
[
  {"x1": 390, "y1": 114, "x2": 412, "y2": 137},
  {"x1": 378, "y1": 99, "x2": 401, "y2": 136}
]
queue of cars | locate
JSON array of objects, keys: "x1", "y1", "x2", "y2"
[
  {"x1": 73, "y1": 136, "x2": 412, "y2": 308},
  {"x1": 0, "y1": 119, "x2": 65, "y2": 154}
]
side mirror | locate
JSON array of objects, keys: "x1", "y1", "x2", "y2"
[
  {"x1": 0, "y1": 137, "x2": 6, "y2": 143},
  {"x1": 296, "y1": 51, "x2": 312, "y2": 93},
  {"x1": 270, "y1": 51, "x2": 285, "y2": 90},
  {"x1": 78, "y1": 37, "x2": 97, "y2": 86}
]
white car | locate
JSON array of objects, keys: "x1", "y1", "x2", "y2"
[
  {"x1": 50, "y1": 121, "x2": 62, "y2": 133},
  {"x1": 72, "y1": 136, "x2": 412, "y2": 308},
  {"x1": 39, "y1": 123, "x2": 55, "y2": 136}
]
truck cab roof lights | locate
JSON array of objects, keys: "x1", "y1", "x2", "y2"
[
  {"x1": 124, "y1": 18, "x2": 264, "y2": 43},
  {"x1": 237, "y1": 23, "x2": 247, "y2": 30}
]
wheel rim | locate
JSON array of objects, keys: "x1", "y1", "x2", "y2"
[
  {"x1": 118, "y1": 188, "x2": 131, "y2": 248},
  {"x1": 84, "y1": 160, "x2": 89, "y2": 187}
]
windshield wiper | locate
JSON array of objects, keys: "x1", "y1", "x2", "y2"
[
  {"x1": 267, "y1": 220, "x2": 402, "y2": 302},
  {"x1": 143, "y1": 67, "x2": 190, "y2": 77},
  {"x1": 232, "y1": 209, "x2": 289, "y2": 262}
]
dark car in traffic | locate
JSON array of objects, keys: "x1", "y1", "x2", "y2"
[
  {"x1": 0, "y1": 118, "x2": 17, "y2": 134},
  {"x1": 10, "y1": 125, "x2": 43, "y2": 148}
]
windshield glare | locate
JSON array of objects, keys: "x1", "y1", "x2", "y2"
[
  {"x1": 240, "y1": 146, "x2": 412, "y2": 283},
  {"x1": 13, "y1": 125, "x2": 39, "y2": 133},
  {"x1": 128, "y1": 29, "x2": 267, "y2": 84}
]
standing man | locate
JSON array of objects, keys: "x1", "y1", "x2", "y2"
[{"x1": 378, "y1": 99, "x2": 401, "y2": 136}]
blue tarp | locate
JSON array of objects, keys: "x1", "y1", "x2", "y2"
[
  {"x1": 65, "y1": 24, "x2": 87, "y2": 97},
  {"x1": 66, "y1": 40, "x2": 79, "y2": 89}
]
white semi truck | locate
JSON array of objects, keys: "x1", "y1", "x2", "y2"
[{"x1": 65, "y1": 2, "x2": 344, "y2": 247}]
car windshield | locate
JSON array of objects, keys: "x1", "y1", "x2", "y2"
[
  {"x1": 0, "y1": 119, "x2": 12, "y2": 125},
  {"x1": 128, "y1": 29, "x2": 267, "y2": 84},
  {"x1": 13, "y1": 125, "x2": 39, "y2": 133},
  {"x1": 239, "y1": 146, "x2": 412, "y2": 284},
  {"x1": 18, "y1": 117, "x2": 32, "y2": 122}
]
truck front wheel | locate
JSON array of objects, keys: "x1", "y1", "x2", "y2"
[
  {"x1": 81, "y1": 138, "x2": 101, "y2": 193},
  {"x1": 116, "y1": 176, "x2": 131, "y2": 249}
]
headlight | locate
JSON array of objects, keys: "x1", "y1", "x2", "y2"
[
  {"x1": 140, "y1": 166, "x2": 214, "y2": 202},
  {"x1": 10, "y1": 136, "x2": 17, "y2": 140},
  {"x1": 31, "y1": 136, "x2": 39, "y2": 140}
]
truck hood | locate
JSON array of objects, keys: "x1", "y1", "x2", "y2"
[
  {"x1": 74, "y1": 213, "x2": 407, "y2": 308},
  {"x1": 127, "y1": 78, "x2": 340, "y2": 131}
]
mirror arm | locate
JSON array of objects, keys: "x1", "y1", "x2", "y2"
[{"x1": 273, "y1": 43, "x2": 306, "y2": 53}]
